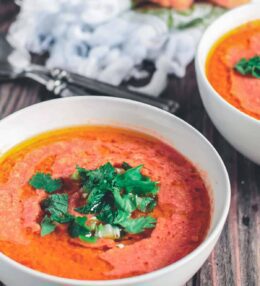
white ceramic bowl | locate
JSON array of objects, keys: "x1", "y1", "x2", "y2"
[
  {"x1": 0, "y1": 97, "x2": 230, "y2": 286},
  {"x1": 195, "y1": 4, "x2": 260, "y2": 165}
]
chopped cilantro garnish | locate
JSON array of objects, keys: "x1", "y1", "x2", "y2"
[
  {"x1": 136, "y1": 196, "x2": 157, "y2": 213},
  {"x1": 74, "y1": 163, "x2": 116, "y2": 191},
  {"x1": 41, "y1": 193, "x2": 74, "y2": 224},
  {"x1": 96, "y1": 202, "x2": 117, "y2": 224},
  {"x1": 75, "y1": 189, "x2": 112, "y2": 215},
  {"x1": 40, "y1": 194, "x2": 74, "y2": 237},
  {"x1": 42, "y1": 193, "x2": 69, "y2": 215},
  {"x1": 112, "y1": 189, "x2": 137, "y2": 213},
  {"x1": 122, "y1": 162, "x2": 132, "y2": 170},
  {"x1": 111, "y1": 210, "x2": 130, "y2": 225},
  {"x1": 74, "y1": 163, "x2": 158, "y2": 235},
  {"x1": 40, "y1": 215, "x2": 56, "y2": 237},
  {"x1": 113, "y1": 189, "x2": 156, "y2": 213},
  {"x1": 68, "y1": 217, "x2": 91, "y2": 238},
  {"x1": 30, "y1": 162, "x2": 159, "y2": 242},
  {"x1": 120, "y1": 216, "x2": 157, "y2": 234},
  {"x1": 79, "y1": 235, "x2": 98, "y2": 243},
  {"x1": 29, "y1": 172, "x2": 62, "y2": 193},
  {"x1": 115, "y1": 165, "x2": 158, "y2": 195},
  {"x1": 235, "y1": 56, "x2": 260, "y2": 79}
]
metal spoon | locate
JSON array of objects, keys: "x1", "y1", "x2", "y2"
[{"x1": 0, "y1": 33, "x2": 180, "y2": 113}]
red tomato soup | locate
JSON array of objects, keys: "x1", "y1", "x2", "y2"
[
  {"x1": 0, "y1": 126, "x2": 211, "y2": 280},
  {"x1": 206, "y1": 20, "x2": 260, "y2": 120}
]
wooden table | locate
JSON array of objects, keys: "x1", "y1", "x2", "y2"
[{"x1": 0, "y1": 2, "x2": 259, "y2": 286}]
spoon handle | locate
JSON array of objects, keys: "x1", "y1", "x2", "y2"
[
  {"x1": 50, "y1": 68, "x2": 180, "y2": 113},
  {"x1": 0, "y1": 67, "x2": 180, "y2": 114}
]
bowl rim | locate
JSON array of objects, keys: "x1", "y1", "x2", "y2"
[
  {"x1": 196, "y1": 3, "x2": 260, "y2": 125},
  {"x1": 0, "y1": 96, "x2": 231, "y2": 285}
]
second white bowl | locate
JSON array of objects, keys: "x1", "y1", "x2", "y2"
[{"x1": 195, "y1": 4, "x2": 260, "y2": 165}]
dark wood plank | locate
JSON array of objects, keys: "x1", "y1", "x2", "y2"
[
  {"x1": 237, "y1": 157, "x2": 260, "y2": 286},
  {"x1": 209, "y1": 132, "x2": 237, "y2": 286},
  {"x1": 0, "y1": 80, "x2": 41, "y2": 118}
]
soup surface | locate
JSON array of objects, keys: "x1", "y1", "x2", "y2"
[
  {"x1": 207, "y1": 20, "x2": 260, "y2": 120},
  {"x1": 0, "y1": 126, "x2": 211, "y2": 280}
]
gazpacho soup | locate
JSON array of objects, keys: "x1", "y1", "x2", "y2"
[
  {"x1": 206, "y1": 20, "x2": 260, "y2": 120},
  {"x1": 0, "y1": 126, "x2": 211, "y2": 280}
]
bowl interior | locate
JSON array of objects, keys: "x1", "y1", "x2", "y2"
[
  {"x1": 0, "y1": 97, "x2": 230, "y2": 284},
  {"x1": 197, "y1": 4, "x2": 260, "y2": 72}
]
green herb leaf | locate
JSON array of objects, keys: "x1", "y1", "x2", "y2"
[
  {"x1": 122, "y1": 162, "x2": 132, "y2": 170},
  {"x1": 96, "y1": 200, "x2": 117, "y2": 224},
  {"x1": 79, "y1": 235, "x2": 98, "y2": 243},
  {"x1": 40, "y1": 215, "x2": 56, "y2": 236},
  {"x1": 120, "y1": 216, "x2": 157, "y2": 234},
  {"x1": 41, "y1": 193, "x2": 74, "y2": 224},
  {"x1": 40, "y1": 194, "x2": 74, "y2": 237},
  {"x1": 76, "y1": 163, "x2": 116, "y2": 189},
  {"x1": 75, "y1": 189, "x2": 112, "y2": 215},
  {"x1": 74, "y1": 204, "x2": 90, "y2": 214},
  {"x1": 112, "y1": 189, "x2": 137, "y2": 213},
  {"x1": 42, "y1": 193, "x2": 69, "y2": 215},
  {"x1": 136, "y1": 196, "x2": 157, "y2": 213},
  {"x1": 113, "y1": 210, "x2": 130, "y2": 224},
  {"x1": 115, "y1": 165, "x2": 158, "y2": 195},
  {"x1": 51, "y1": 213, "x2": 74, "y2": 224},
  {"x1": 29, "y1": 172, "x2": 62, "y2": 193},
  {"x1": 235, "y1": 56, "x2": 260, "y2": 79},
  {"x1": 71, "y1": 169, "x2": 80, "y2": 181},
  {"x1": 68, "y1": 217, "x2": 90, "y2": 238},
  {"x1": 73, "y1": 163, "x2": 158, "y2": 238}
]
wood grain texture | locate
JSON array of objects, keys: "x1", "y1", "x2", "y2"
[{"x1": 0, "y1": 1, "x2": 259, "y2": 286}]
